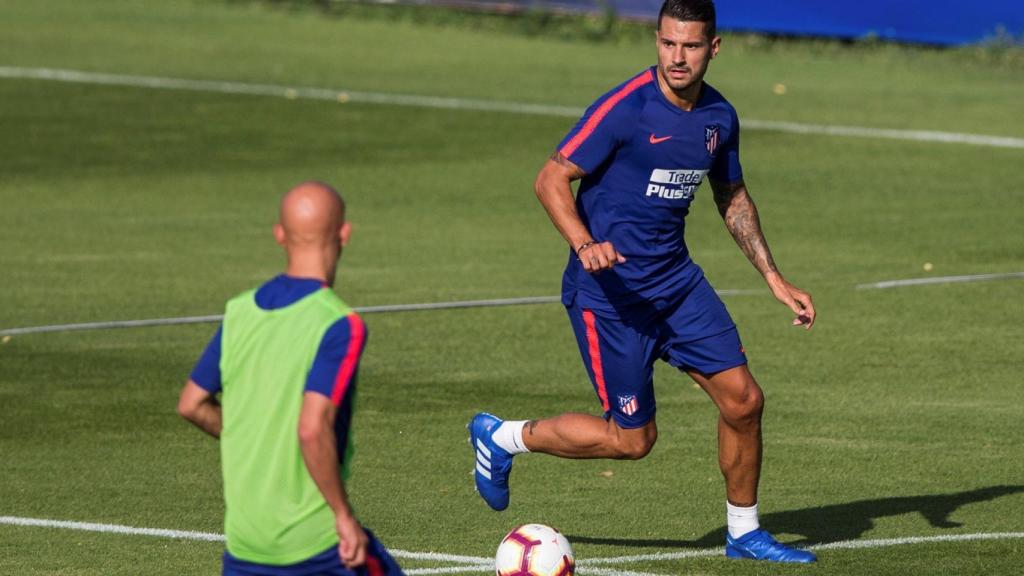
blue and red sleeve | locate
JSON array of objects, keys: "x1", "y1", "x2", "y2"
[
  {"x1": 557, "y1": 69, "x2": 653, "y2": 174},
  {"x1": 190, "y1": 326, "x2": 223, "y2": 394},
  {"x1": 305, "y1": 313, "x2": 368, "y2": 406}
]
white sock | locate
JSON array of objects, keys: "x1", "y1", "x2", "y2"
[
  {"x1": 491, "y1": 420, "x2": 530, "y2": 454},
  {"x1": 726, "y1": 502, "x2": 760, "y2": 539}
]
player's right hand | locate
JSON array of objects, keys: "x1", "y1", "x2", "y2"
[
  {"x1": 336, "y1": 513, "x2": 369, "y2": 569},
  {"x1": 579, "y1": 241, "x2": 626, "y2": 273}
]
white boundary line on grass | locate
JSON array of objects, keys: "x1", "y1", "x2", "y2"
[
  {"x1": 3, "y1": 269, "x2": 1023, "y2": 337},
  {"x1": 3, "y1": 270, "x2": 1023, "y2": 338},
  {"x1": 855, "y1": 271, "x2": 1024, "y2": 290},
  {"x1": 0, "y1": 291, "x2": 759, "y2": 337},
  {"x1": 2, "y1": 66, "x2": 1024, "y2": 149},
  {"x1": 3, "y1": 515, "x2": 1024, "y2": 576}
]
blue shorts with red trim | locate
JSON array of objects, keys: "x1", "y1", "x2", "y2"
[
  {"x1": 567, "y1": 276, "x2": 748, "y2": 428},
  {"x1": 223, "y1": 529, "x2": 403, "y2": 576}
]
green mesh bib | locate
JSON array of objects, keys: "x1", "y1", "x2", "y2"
[{"x1": 219, "y1": 287, "x2": 353, "y2": 565}]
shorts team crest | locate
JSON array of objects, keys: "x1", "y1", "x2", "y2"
[{"x1": 618, "y1": 394, "x2": 639, "y2": 416}]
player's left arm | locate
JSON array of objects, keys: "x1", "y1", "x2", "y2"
[
  {"x1": 301, "y1": 313, "x2": 369, "y2": 568},
  {"x1": 710, "y1": 179, "x2": 816, "y2": 329},
  {"x1": 298, "y1": 392, "x2": 368, "y2": 569},
  {"x1": 177, "y1": 379, "x2": 222, "y2": 438}
]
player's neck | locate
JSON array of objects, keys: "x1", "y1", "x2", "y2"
[
  {"x1": 656, "y1": 72, "x2": 703, "y2": 111},
  {"x1": 284, "y1": 253, "x2": 331, "y2": 286}
]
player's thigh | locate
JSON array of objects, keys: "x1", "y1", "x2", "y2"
[
  {"x1": 659, "y1": 277, "x2": 748, "y2": 376},
  {"x1": 566, "y1": 304, "x2": 658, "y2": 429}
]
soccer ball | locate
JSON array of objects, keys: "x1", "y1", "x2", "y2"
[{"x1": 495, "y1": 524, "x2": 575, "y2": 576}]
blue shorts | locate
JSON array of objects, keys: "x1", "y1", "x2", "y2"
[
  {"x1": 567, "y1": 276, "x2": 747, "y2": 428},
  {"x1": 223, "y1": 529, "x2": 403, "y2": 576}
]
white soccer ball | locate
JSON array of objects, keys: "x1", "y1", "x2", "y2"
[{"x1": 495, "y1": 524, "x2": 575, "y2": 576}]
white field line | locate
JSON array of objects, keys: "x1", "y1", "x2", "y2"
[
  {"x1": 2, "y1": 66, "x2": 1024, "y2": 149},
  {"x1": 5, "y1": 266, "x2": 1024, "y2": 338},
  {"x1": 811, "y1": 531, "x2": 1024, "y2": 551},
  {"x1": 575, "y1": 569, "x2": 666, "y2": 576},
  {"x1": 406, "y1": 566, "x2": 664, "y2": 576},
  {"x1": 0, "y1": 297, "x2": 564, "y2": 337},
  {"x1": 0, "y1": 515, "x2": 225, "y2": 542},
  {"x1": 0, "y1": 291, "x2": 759, "y2": 337},
  {"x1": 0, "y1": 516, "x2": 489, "y2": 566},
  {"x1": 742, "y1": 119, "x2": 1024, "y2": 149},
  {"x1": 405, "y1": 567, "x2": 492, "y2": 575},
  {"x1": 578, "y1": 548, "x2": 721, "y2": 564},
  {"x1": 856, "y1": 271, "x2": 1024, "y2": 290},
  {"x1": 577, "y1": 532, "x2": 1024, "y2": 565},
  {"x1": 0, "y1": 67, "x2": 581, "y2": 116},
  {"x1": 4, "y1": 514, "x2": 1024, "y2": 575}
]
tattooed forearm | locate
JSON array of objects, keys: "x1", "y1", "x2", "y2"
[
  {"x1": 715, "y1": 183, "x2": 778, "y2": 277},
  {"x1": 526, "y1": 420, "x2": 539, "y2": 436}
]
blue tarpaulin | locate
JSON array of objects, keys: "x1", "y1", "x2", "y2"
[{"x1": 443, "y1": 1, "x2": 1023, "y2": 45}]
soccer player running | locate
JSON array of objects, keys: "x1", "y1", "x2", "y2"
[
  {"x1": 178, "y1": 182, "x2": 403, "y2": 575},
  {"x1": 469, "y1": 0, "x2": 816, "y2": 564}
]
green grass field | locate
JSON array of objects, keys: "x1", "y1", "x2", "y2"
[{"x1": 1, "y1": 1, "x2": 1023, "y2": 574}]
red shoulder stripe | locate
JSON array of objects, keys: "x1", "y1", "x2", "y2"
[
  {"x1": 559, "y1": 69, "x2": 654, "y2": 159},
  {"x1": 330, "y1": 313, "x2": 366, "y2": 406}
]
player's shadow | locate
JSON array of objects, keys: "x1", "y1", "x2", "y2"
[{"x1": 568, "y1": 484, "x2": 1024, "y2": 549}]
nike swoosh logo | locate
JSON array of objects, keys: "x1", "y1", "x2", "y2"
[{"x1": 649, "y1": 134, "x2": 672, "y2": 144}]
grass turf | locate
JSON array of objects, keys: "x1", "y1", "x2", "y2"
[{"x1": 1, "y1": 0, "x2": 1023, "y2": 574}]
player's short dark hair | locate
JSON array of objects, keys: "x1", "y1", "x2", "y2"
[{"x1": 658, "y1": 0, "x2": 717, "y2": 38}]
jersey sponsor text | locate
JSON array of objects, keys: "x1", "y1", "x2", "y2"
[{"x1": 646, "y1": 169, "x2": 708, "y2": 201}]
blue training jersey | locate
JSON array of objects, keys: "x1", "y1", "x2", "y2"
[{"x1": 558, "y1": 67, "x2": 743, "y2": 316}]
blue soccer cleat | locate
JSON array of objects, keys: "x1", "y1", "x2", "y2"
[
  {"x1": 726, "y1": 529, "x2": 817, "y2": 563},
  {"x1": 468, "y1": 412, "x2": 513, "y2": 511}
]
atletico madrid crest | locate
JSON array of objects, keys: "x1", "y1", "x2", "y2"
[
  {"x1": 618, "y1": 394, "x2": 639, "y2": 416},
  {"x1": 705, "y1": 124, "x2": 720, "y2": 156}
]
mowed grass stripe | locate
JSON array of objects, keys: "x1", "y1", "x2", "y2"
[{"x1": 2, "y1": 66, "x2": 1023, "y2": 149}]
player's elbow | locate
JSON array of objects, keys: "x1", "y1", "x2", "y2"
[
  {"x1": 297, "y1": 418, "x2": 327, "y2": 448},
  {"x1": 533, "y1": 171, "x2": 549, "y2": 201},
  {"x1": 177, "y1": 395, "x2": 199, "y2": 423},
  {"x1": 534, "y1": 164, "x2": 562, "y2": 201}
]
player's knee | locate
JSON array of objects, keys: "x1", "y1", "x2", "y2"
[
  {"x1": 618, "y1": 437, "x2": 655, "y2": 459},
  {"x1": 722, "y1": 385, "x2": 764, "y2": 428},
  {"x1": 612, "y1": 423, "x2": 657, "y2": 460}
]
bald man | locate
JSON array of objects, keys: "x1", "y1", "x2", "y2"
[{"x1": 178, "y1": 182, "x2": 403, "y2": 576}]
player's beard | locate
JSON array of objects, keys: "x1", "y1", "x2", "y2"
[{"x1": 661, "y1": 63, "x2": 702, "y2": 94}]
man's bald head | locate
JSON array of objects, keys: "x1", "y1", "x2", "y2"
[
  {"x1": 278, "y1": 181, "x2": 346, "y2": 244},
  {"x1": 274, "y1": 181, "x2": 352, "y2": 286}
]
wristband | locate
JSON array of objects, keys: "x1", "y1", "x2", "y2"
[{"x1": 575, "y1": 241, "x2": 598, "y2": 256}]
